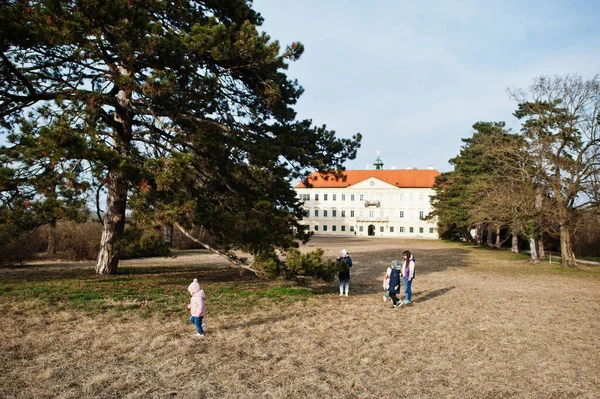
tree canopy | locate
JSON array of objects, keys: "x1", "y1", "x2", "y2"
[{"x1": 0, "y1": 0, "x2": 361, "y2": 274}]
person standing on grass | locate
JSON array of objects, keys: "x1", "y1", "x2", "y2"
[
  {"x1": 382, "y1": 263, "x2": 392, "y2": 302},
  {"x1": 187, "y1": 278, "x2": 206, "y2": 337},
  {"x1": 399, "y1": 250, "x2": 416, "y2": 306},
  {"x1": 336, "y1": 249, "x2": 352, "y2": 296},
  {"x1": 388, "y1": 259, "x2": 402, "y2": 307}
]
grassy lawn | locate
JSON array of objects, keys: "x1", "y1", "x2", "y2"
[{"x1": 1, "y1": 237, "x2": 599, "y2": 398}]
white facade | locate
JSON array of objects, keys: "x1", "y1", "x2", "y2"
[{"x1": 295, "y1": 176, "x2": 438, "y2": 238}]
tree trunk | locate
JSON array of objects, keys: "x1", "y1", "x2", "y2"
[
  {"x1": 95, "y1": 172, "x2": 128, "y2": 274},
  {"x1": 475, "y1": 226, "x2": 482, "y2": 245},
  {"x1": 538, "y1": 239, "x2": 545, "y2": 259},
  {"x1": 163, "y1": 224, "x2": 174, "y2": 247},
  {"x1": 47, "y1": 224, "x2": 57, "y2": 255},
  {"x1": 495, "y1": 227, "x2": 501, "y2": 249},
  {"x1": 95, "y1": 69, "x2": 133, "y2": 275},
  {"x1": 486, "y1": 226, "x2": 493, "y2": 247},
  {"x1": 511, "y1": 233, "x2": 519, "y2": 253},
  {"x1": 529, "y1": 236, "x2": 539, "y2": 262},
  {"x1": 560, "y1": 223, "x2": 577, "y2": 267}
]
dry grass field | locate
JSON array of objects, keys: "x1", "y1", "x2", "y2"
[{"x1": 1, "y1": 236, "x2": 600, "y2": 399}]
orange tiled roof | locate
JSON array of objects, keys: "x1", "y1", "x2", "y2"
[{"x1": 295, "y1": 169, "x2": 440, "y2": 188}]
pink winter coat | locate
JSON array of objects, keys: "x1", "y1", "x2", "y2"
[
  {"x1": 188, "y1": 289, "x2": 206, "y2": 317},
  {"x1": 383, "y1": 267, "x2": 391, "y2": 290}
]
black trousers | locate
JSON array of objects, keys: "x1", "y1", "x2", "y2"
[{"x1": 389, "y1": 292, "x2": 399, "y2": 305}]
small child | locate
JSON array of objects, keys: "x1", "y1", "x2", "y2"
[
  {"x1": 187, "y1": 278, "x2": 206, "y2": 337},
  {"x1": 382, "y1": 265, "x2": 392, "y2": 302}
]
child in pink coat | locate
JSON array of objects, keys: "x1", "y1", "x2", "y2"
[
  {"x1": 187, "y1": 278, "x2": 206, "y2": 337},
  {"x1": 382, "y1": 265, "x2": 392, "y2": 302}
]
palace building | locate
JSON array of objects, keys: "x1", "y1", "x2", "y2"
[{"x1": 294, "y1": 155, "x2": 440, "y2": 238}]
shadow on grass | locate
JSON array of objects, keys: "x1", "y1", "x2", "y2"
[{"x1": 413, "y1": 286, "x2": 455, "y2": 303}]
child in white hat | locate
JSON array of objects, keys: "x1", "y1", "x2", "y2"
[{"x1": 187, "y1": 278, "x2": 206, "y2": 337}]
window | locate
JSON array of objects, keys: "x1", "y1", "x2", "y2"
[
  {"x1": 315, "y1": 194, "x2": 319, "y2": 201},
  {"x1": 314, "y1": 225, "x2": 319, "y2": 231},
  {"x1": 342, "y1": 194, "x2": 346, "y2": 201},
  {"x1": 409, "y1": 227, "x2": 414, "y2": 233},
  {"x1": 302, "y1": 210, "x2": 309, "y2": 217},
  {"x1": 332, "y1": 225, "x2": 337, "y2": 231},
  {"x1": 341, "y1": 210, "x2": 346, "y2": 217},
  {"x1": 350, "y1": 210, "x2": 355, "y2": 217},
  {"x1": 332, "y1": 210, "x2": 337, "y2": 217},
  {"x1": 341, "y1": 226, "x2": 346, "y2": 232},
  {"x1": 323, "y1": 225, "x2": 328, "y2": 231},
  {"x1": 369, "y1": 210, "x2": 374, "y2": 218},
  {"x1": 351, "y1": 194, "x2": 355, "y2": 201},
  {"x1": 419, "y1": 211, "x2": 424, "y2": 219},
  {"x1": 390, "y1": 227, "x2": 394, "y2": 233},
  {"x1": 380, "y1": 226, "x2": 384, "y2": 232},
  {"x1": 359, "y1": 226, "x2": 364, "y2": 232},
  {"x1": 400, "y1": 227, "x2": 405, "y2": 233},
  {"x1": 333, "y1": 194, "x2": 336, "y2": 201},
  {"x1": 380, "y1": 194, "x2": 384, "y2": 202},
  {"x1": 323, "y1": 210, "x2": 328, "y2": 217},
  {"x1": 350, "y1": 226, "x2": 355, "y2": 232},
  {"x1": 430, "y1": 227, "x2": 434, "y2": 234},
  {"x1": 380, "y1": 210, "x2": 384, "y2": 217},
  {"x1": 419, "y1": 193, "x2": 424, "y2": 202},
  {"x1": 419, "y1": 227, "x2": 424, "y2": 233},
  {"x1": 399, "y1": 194, "x2": 404, "y2": 202},
  {"x1": 303, "y1": 225, "x2": 309, "y2": 231},
  {"x1": 324, "y1": 194, "x2": 328, "y2": 201},
  {"x1": 359, "y1": 210, "x2": 364, "y2": 217},
  {"x1": 399, "y1": 211, "x2": 404, "y2": 218},
  {"x1": 300, "y1": 193, "x2": 310, "y2": 201},
  {"x1": 314, "y1": 209, "x2": 319, "y2": 217},
  {"x1": 359, "y1": 194, "x2": 364, "y2": 201}
]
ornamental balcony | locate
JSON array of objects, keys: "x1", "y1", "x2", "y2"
[
  {"x1": 356, "y1": 217, "x2": 389, "y2": 223},
  {"x1": 364, "y1": 200, "x2": 380, "y2": 207}
]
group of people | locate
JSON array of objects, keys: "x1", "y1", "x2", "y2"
[
  {"x1": 337, "y1": 248, "x2": 416, "y2": 308},
  {"x1": 185, "y1": 247, "x2": 415, "y2": 337},
  {"x1": 383, "y1": 251, "x2": 415, "y2": 308}
]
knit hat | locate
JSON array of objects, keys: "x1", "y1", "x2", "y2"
[
  {"x1": 188, "y1": 278, "x2": 201, "y2": 293},
  {"x1": 391, "y1": 259, "x2": 400, "y2": 268},
  {"x1": 340, "y1": 249, "x2": 347, "y2": 256}
]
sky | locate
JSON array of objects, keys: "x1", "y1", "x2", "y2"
[{"x1": 253, "y1": 0, "x2": 600, "y2": 172}]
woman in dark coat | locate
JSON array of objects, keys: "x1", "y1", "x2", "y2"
[{"x1": 337, "y1": 249, "x2": 352, "y2": 296}]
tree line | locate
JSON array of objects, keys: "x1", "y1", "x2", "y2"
[{"x1": 429, "y1": 75, "x2": 600, "y2": 267}]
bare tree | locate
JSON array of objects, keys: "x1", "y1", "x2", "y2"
[{"x1": 511, "y1": 74, "x2": 600, "y2": 267}]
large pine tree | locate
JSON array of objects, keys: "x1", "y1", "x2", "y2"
[{"x1": 0, "y1": 0, "x2": 361, "y2": 274}]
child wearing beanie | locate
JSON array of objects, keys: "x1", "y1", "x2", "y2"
[{"x1": 187, "y1": 278, "x2": 206, "y2": 337}]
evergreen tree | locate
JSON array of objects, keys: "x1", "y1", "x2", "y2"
[
  {"x1": 429, "y1": 122, "x2": 516, "y2": 241},
  {"x1": 0, "y1": 0, "x2": 361, "y2": 274}
]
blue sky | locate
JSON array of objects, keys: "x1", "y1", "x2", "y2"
[{"x1": 253, "y1": 0, "x2": 600, "y2": 172}]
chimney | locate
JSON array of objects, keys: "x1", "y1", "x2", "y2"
[{"x1": 427, "y1": 165, "x2": 434, "y2": 170}]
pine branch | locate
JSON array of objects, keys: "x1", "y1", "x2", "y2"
[{"x1": 174, "y1": 222, "x2": 260, "y2": 276}]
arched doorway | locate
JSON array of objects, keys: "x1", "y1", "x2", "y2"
[{"x1": 368, "y1": 224, "x2": 375, "y2": 236}]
